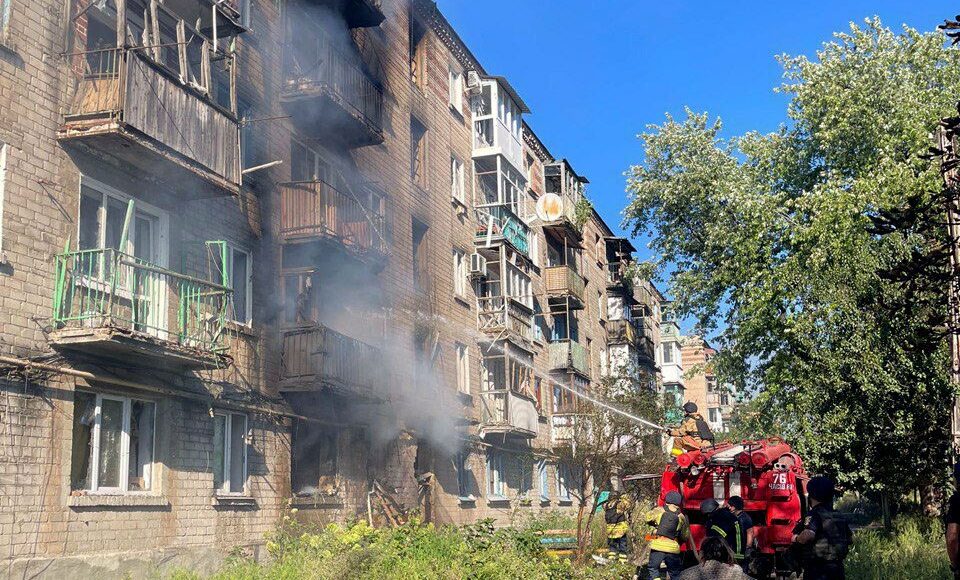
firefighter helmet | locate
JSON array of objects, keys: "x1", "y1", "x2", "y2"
[
  {"x1": 683, "y1": 401, "x2": 698, "y2": 414},
  {"x1": 700, "y1": 498, "x2": 719, "y2": 514},
  {"x1": 664, "y1": 491, "x2": 683, "y2": 506},
  {"x1": 806, "y1": 476, "x2": 835, "y2": 504}
]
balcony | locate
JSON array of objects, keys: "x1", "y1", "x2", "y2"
[
  {"x1": 606, "y1": 318, "x2": 643, "y2": 346},
  {"x1": 544, "y1": 265, "x2": 585, "y2": 310},
  {"x1": 279, "y1": 180, "x2": 386, "y2": 258},
  {"x1": 480, "y1": 389, "x2": 539, "y2": 438},
  {"x1": 477, "y1": 296, "x2": 533, "y2": 345},
  {"x1": 312, "y1": 0, "x2": 385, "y2": 28},
  {"x1": 59, "y1": 47, "x2": 240, "y2": 197},
  {"x1": 281, "y1": 34, "x2": 383, "y2": 147},
  {"x1": 51, "y1": 248, "x2": 230, "y2": 368},
  {"x1": 475, "y1": 205, "x2": 530, "y2": 257},
  {"x1": 548, "y1": 340, "x2": 590, "y2": 377},
  {"x1": 280, "y1": 324, "x2": 382, "y2": 398}
]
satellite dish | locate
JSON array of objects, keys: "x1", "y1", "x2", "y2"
[{"x1": 536, "y1": 193, "x2": 564, "y2": 222}]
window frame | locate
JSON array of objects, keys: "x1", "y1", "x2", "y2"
[
  {"x1": 448, "y1": 64, "x2": 464, "y2": 113},
  {"x1": 223, "y1": 244, "x2": 253, "y2": 326},
  {"x1": 74, "y1": 392, "x2": 157, "y2": 494},
  {"x1": 410, "y1": 117, "x2": 428, "y2": 188},
  {"x1": 450, "y1": 154, "x2": 465, "y2": 205},
  {"x1": 455, "y1": 451, "x2": 473, "y2": 501},
  {"x1": 0, "y1": 0, "x2": 10, "y2": 44},
  {"x1": 455, "y1": 341, "x2": 470, "y2": 395},
  {"x1": 0, "y1": 139, "x2": 6, "y2": 258},
  {"x1": 538, "y1": 460, "x2": 550, "y2": 502},
  {"x1": 77, "y1": 177, "x2": 169, "y2": 267},
  {"x1": 213, "y1": 411, "x2": 249, "y2": 495},
  {"x1": 487, "y1": 450, "x2": 505, "y2": 499},
  {"x1": 557, "y1": 463, "x2": 572, "y2": 502}
]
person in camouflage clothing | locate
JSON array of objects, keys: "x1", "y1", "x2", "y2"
[{"x1": 667, "y1": 402, "x2": 714, "y2": 454}]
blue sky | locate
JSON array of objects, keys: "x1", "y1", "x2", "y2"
[{"x1": 438, "y1": 0, "x2": 956, "y2": 306}]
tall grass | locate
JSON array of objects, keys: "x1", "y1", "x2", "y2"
[{"x1": 846, "y1": 515, "x2": 950, "y2": 580}]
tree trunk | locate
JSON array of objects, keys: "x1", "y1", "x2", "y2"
[{"x1": 881, "y1": 491, "x2": 893, "y2": 531}]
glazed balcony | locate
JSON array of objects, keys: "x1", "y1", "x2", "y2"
[
  {"x1": 280, "y1": 324, "x2": 382, "y2": 398},
  {"x1": 281, "y1": 34, "x2": 383, "y2": 147},
  {"x1": 474, "y1": 204, "x2": 530, "y2": 257},
  {"x1": 548, "y1": 340, "x2": 590, "y2": 377},
  {"x1": 477, "y1": 296, "x2": 533, "y2": 345},
  {"x1": 59, "y1": 47, "x2": 240, "y2": 197},
  {"x1": 479, "y1": 389, "x2": 539, "y2": 438},
  {"x1": 544, "y1": 265, "x2": 585, "y2": 310},
  {"x1": 279, "y1": 180, "x2": 386, "y2": 257},
  {"x1": 51, "y1": 248, "x2": 231, "y2": 368}
]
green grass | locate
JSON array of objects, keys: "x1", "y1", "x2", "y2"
[
  {"x1": 846, "y1": 515, "x2": 950, "y2": 580},
  {"x1": 167, "y1": 516, "x2": 633, "y2": 580}
]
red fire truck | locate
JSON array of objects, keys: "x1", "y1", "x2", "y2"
[{"x1": 652, "y1": 438, "x2": 808, "y2": 577}]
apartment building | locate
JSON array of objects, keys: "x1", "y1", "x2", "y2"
[
  {"x1": 0, "y1": 0, "x2": 661, "y2": 573},
  {"x1": 659, "y1": 320, "x2": 685, "y2": 424},
  {"x1": 680, "y1": 336, "x2": 737, "y2": 433}
]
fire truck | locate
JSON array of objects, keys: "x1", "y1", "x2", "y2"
[{"x1": 653, "y1": 438, "x2": 807, "y2": 577}]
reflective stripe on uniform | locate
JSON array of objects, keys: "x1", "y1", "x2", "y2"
[{"x1": 711, "y1": 525, "x2": 727, "y2": 537}]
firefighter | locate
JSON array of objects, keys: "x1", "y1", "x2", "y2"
[
  {"x1": 643, "y1": 491, "x2": 693, "y2": 579},
  {"x1": 727, "y1": 496, "x2": 754, "y2": 573},
  {"x1": 604, "y1": 494, "x2": 631, "y2": 562},
  {"x1": 667, "y1": 402, "x2": 714, "y2": 454},
  {"x1": 946, "y1": 463, "x2": 960, "y2": 579},
  {"x1": 791, "y1": 476, "x2": 852, "y2": 580},
  {"x1": 701, "y1": 498, "x2": 744, "y2": 564}
]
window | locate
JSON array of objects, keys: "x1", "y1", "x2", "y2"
[
  {"x1": 517, "y1": 457, "x2": 533, "y2": 499},
  {"x1": 409, "y1": 13, "x2": 427, "y2": 88},
  {"x1": 291, "y1": 420, "x2": 338, "y2": 496},
  {"x1": 538, "y1": 460, "x2": 550, "y2": 501},
  {"x1": 455, "y1": 451, "x2": 473, "y2": 499},
  {"x1": 0, "y1": 140, "x2": 6, "y2": 256},
  {"x1": 455, "y1": 342, "x2": 470, "y2": 395},
  {"x1": 533, "y1": 302, "x2": 544, "y2": 342},
  {"x1": 450, "y1": 155, "x2": 465, "y2": 204},
  {"x1": 662, "y1": 343, "x2": 674, "y2": 364},
  {"x1": 0, "y1": 0, "x2": 10, "y2": 41},
  {"x1": 71, "y1": 392, "x2": 155, "y2": 493},
  {"x1": 412, "y1": 219, "x2": 428, "y2": 290},
  {"x1": 557, "y1": 463, "x2": 572, "y2": 502},
  {"x1": 290, "y1": 139, "x2": 329, "y2": 182},
  {"x1": 452, "y1": 248, "x2": 467, "y2": 297},
  {"x1": 79, "y1": 182, "x2": 164, "y2": 264},
  {"x1": 214, "y1": 244, "x2": 252, "y2": 325},
  {"x1": 533, "y1": 376, "x2": 542, "y2": 412},
  {"x1": 709, "y1": 408, "x2": 719, "y2": 424},
  {"x1": 213, "y1": 412, "x2": 248, "y2": 494},
  {"x1": 448, "y1": 65, "x2": 463, "y2": 112},
  {"x1": 598, "y1": 290, "x2": 605, "y2": 321},
  {"x1": 487, "y1": 450, "x2": 504, "y2": 498},
  {"x1": 529, "y1": 231, "x2": 539, "y2": 267},
  {"x1": 411, "y1": 117, "x2": 428, "y2": 188}
]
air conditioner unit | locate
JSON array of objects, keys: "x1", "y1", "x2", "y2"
[
  {"x1": 469, "y1": 252, "x2": 487, "y2": 277},
  {"x1": 466, "y1": 70, "x2": 482, "y2": 95}
]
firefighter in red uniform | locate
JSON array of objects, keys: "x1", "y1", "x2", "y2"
[{"x1": 791, "y1": 476, "x2": 851, "y2": 580}]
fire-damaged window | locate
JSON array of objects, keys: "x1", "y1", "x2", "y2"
[
  {"x1": 210, "y1": 242, "x2": 252, "y2": 325},
  {"x1": 291, "y1": 420, "x2": 339, "y2": 497},
  {"x1": 410, "y1": 116, "x2": 428, "y2": 188},
  {"x1": 290, "y1": 139, "x2": 330, "y2": 183},
  {"x1": 455, "y1": 342, "x2": 470, "y2": 395},
  {"x1": 71, "y1": 392, "x2": 156, "y2": 493},
  {"x1": 455, "y1": 451, "x2": 473, "y2": 500},
  {"x1": 78, "y1": 182, "x2": 165, "y2": 268},
  {"x1": 213, "y1": 412, "x2": 248, "y2": 494},
  {"x1": 409, "y1": 10, "x2": 427, "y2": 89}
]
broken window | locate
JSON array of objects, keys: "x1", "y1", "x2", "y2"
[
  {"x1": 452, "y1": 247, "x2": 467, "y2": 298},
  {"x1": 455, "y1": 451, "x2": 472, "y2": 499},
  {"x1": 71, "y1": 392, "x2": 155, "y2": 493},
  {"x1": 283, "y1": 271, "x2": 320, "y2": 326},
  {"x1": 210, "y1": 242, "x2": 252, "y2": 325},
  {"x1": 213, "y1": 412, "x2": 248, "y2": 494},
  {"x1": 486, "y1": 450, "x2": 504, "y2": 499},
  {"x1": 409, "y1": 12, "x2": 427, "y2": 88},
  {"x1": 291, "y1": 420, "x2": 338, "y2": 496},
  {"x1": 410, "y1": 116, "x2": 427, "y2": 188},
  {"x1": 78, "y1": 182, "x2": 164, "y2": 279},
  {"x1": 450, "y1": 155, "x2": 465, "y2": 205},
  {"x1": 455, "y1": 342, "x2": 470, "y2": 395},
  {"x1": 290, "y1": 139, "x2": 330, "y2": 183}
]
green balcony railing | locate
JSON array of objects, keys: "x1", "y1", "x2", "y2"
[
  {"x1": 475, "y1": 204, "x2": 530, "y2": 255},
  {"x1": 52, "y1": 247, "x2": 231, "y2": 353}
]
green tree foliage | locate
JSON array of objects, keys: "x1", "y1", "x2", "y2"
[{"x1": 624, "y1": 19, "x2": 959, "y2": 493}]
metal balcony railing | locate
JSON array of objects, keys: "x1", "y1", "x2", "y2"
[
  {"x1": 52, "y1": 248, "x2": 231, "y2": 353},
  {"x1": 475, "y1": 204, "x2": 529, "y2": 255},
  {"x1": 279, "y1": 180, "x2": 386, "y2": 254},
  {"x1": 281, "y1": 324, "x2": 381, "y2": 396},
  {"x1": 548, "y1": 340, "x2": 590, "y2": 377}
]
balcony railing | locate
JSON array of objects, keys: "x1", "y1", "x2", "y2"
[
  {"x1": 606, "y1": 318, "x2": 643, "y2": 346},
  {"x1": 282, "y1": 33, "x2": 383, "y2": 142},
  {"x1": 548, "y1": 340, "x2": 590, "y2": 377},
  {"x1": 281, "y1": 324, "x2": 381, "y2": 396},
  {"x1": 279, "y1": 180, "x2": 386, "y2": 254},
  {"x1": 480, "y1": 389, "x2": 538, "y2": 437},
  {"x1": 544, "y1": 265, "x2": 585, "y2": 303},
  {"x1": 62, "y1": 47, "x2": 240, "y2": 190},
  {"x1": 477, "y1": 296, "x2": 533, "y2": 343},
  {"x1": 475, "y1": 204, "x2": 529, "y2": 255},
  {"x1": 52, "y1": 248, "x2": 230, "y2": 355}
]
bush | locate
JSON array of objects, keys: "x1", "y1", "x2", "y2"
[
  {"x1": 169, "y1": 515, "x2": 634, "y2": 580},
  {"x1": 846, "y1": 515, "x2": 949, "y2": 580}
]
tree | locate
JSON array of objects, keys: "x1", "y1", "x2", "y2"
[
  {"x1": 624, "y1": 19, "x2": 959, "y2": 497},
  {"x1": 553, "y1": 366, "x2": 664, "y2": 562}
]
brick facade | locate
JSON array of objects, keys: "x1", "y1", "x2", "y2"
[{"x1": 0, "y1": 0, "x2": 662, "y2": 573}]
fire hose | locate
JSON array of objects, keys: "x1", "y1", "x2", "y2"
[{"x1": 554, "y1": 381, "x2": 666, "y2": 432}]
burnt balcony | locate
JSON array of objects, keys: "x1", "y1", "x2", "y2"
[
  {"x1": 544, "y1": 265, "x2": 585, "y2": 310},
  {"x1": 51, "y1": 247, "x2": 231, "y2": 368},
  {"x1": 479, "y1": 389, "x2": 539, "y2": 438},
  {"x1": 548, "y1": 340, "x2": 590, "y2": 377},
  {"x1": 309, "y1": 0, "x2": 385, "y2": 28},
  {"x1": 280, "y1": 324, "x2": 382, "y2": 398},
  {"x1": 279, "y1": 180, "x2": 387, "y2": 258},
  {"x1": 474, "y1": 204, "x2": 530, "y2": 257},
  {"x1": 281, "y1": 35, "x2": 383, "y2": 147},
  {"x1": 59, "y1": 47, "x2": 240, "y2": 197},
  {"x1": 477, "y1": 295, "x2": 533, "y2": 346}
]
